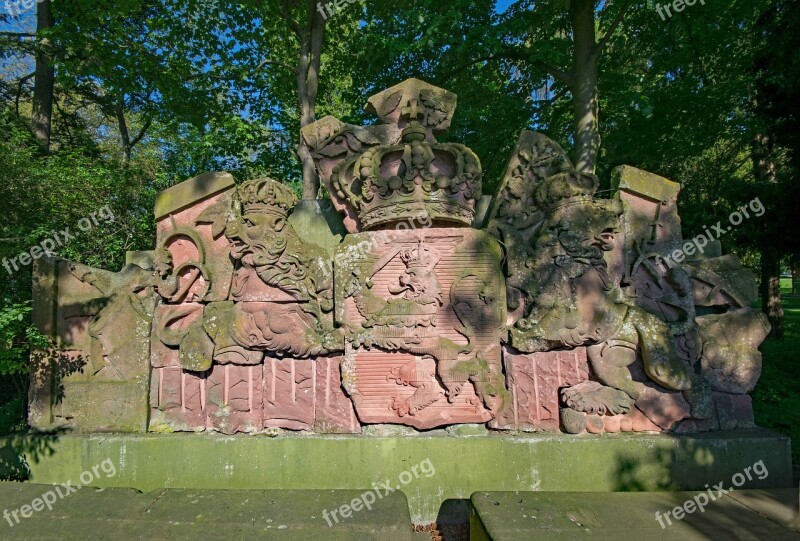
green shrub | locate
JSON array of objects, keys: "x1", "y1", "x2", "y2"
[{"x1": 0, "y1": 301, "x2": 50, "y2": 435}]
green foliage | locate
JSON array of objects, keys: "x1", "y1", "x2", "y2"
[
  {"x1": 0, "y1": 396, "x2": 26, "y2": 435},
  {"x1": 0, "y1": 107, "x2": 158, "y2": 300},
  {"x1": 753, "y1": 285, "x2": 800, "y2": 462},
  {"x1": 0, "y1": 301, "x2": 49, "y2": 435},
  {"x1": 0, "y1": 301, "x2": 49, "y2": 378}
]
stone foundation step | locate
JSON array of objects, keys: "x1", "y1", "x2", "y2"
[
  {"x1": 0, "y1": 429, "x2": 791, "y2": 525},
  {"x1": 0, "y1": 483, "x2": 414, "y2": 540},
  {"x1": 470, "y1": 489, "x2": 800, "y2": 540}
]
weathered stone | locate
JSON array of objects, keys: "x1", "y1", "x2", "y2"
[
  {"x1": 634, "y1": 384, "x2": 691, "y2": 430},
  {"x1": 156, "y1": 181, "x2": 235, "y2": 303},
  {"x1": 612, "y1": 165, "x2": 697, "y2": 363},
  {"x1": 366, "y1": 78, "x2": 457, "y2": 133},
  {"x1": 494, "y1": 138, "x2": 712, "y2": 433},
  {"x1": 28, "y1": 80, "x2": 770, "y2": 437},
  {"x1": 445, "y1": 423, "x2": 490, "y2": 436},
  {"x1": 612, "y1": 165, "x2": 682, "y2": 203},
  {"x1": 305, "y1": 79, "x2": 480, "y2": 232},
  {"x1": 149, "y1": 365, "x2": 207, "y2": 431},
  {"x1": 560, "y1": 407, "x2": 586, "y2": 434},
  {"x1": 29, "y1": 257, "x2": 59, "y2": 429},
  {"x1": 178, "y1": 325, "x2": 215, "y2": 372},
  {"x1": 696, "y1": 309, "x2": 771, "y2": 393},
  {"x1": 55, "y1": 381, "x2": 149, "y2": 432},
  {"x1": 470, "y1": 490, "x2": 799, "y2": 541},
  {"x1": 10, "y1": 430, "x2": 793, "y2": 526},
  {"x1": 153, "y1": 171, "x2": 235, "y2": 220},
  {"x1": 151, "y1": 303, "x2": 205, "y2": 367},
  {"x1": 207, "y1": 363, "x2": 264, "y2": 434},
  {"x1": 54, "y1": 259, "x2": 105, "y2": 349},
  {"x1": 288, "y1": 199, "x2": 347, "y2": 256},
  {"x1": 483, "y1": 132, "x2": 573, "y2": 322},
  {"x1": 30, "y1": 257, "x2": 155, "y2": 431},
  {"x1": 301, "y1": 115, "x2": 389, "y2": 233},
  {"x1": 672, "y1": 414, "x2": 721, "y2": 433},
  {"x1": 494, "y1": 347, "x2": 590, "y2": 431},
  {"x1": 220, "y1": 178, "x2": 341, "y2": 357},
  {"x1": 714, "y1": 391, "x2": 756, "y2": 430},
  {"x1": 263, "y1": 358, "x2": 315, "y2": 430},
  {"x1": 335, "y1": 228, "x2": 507, "y2": 429},
  {"x1": 685, "y1": 239, "x2": 723, "y2": 261},
  {"x1": 686, "y1": 255, "x2": 759, "y2": 309},
  {"x1": 0, "y1": 485, "x2": 415, "y2": 541},
  {"x1": 125, "y1": 250, "x2": 155, "y2": 269},
  {"x1": 314, "y1": 356, "x2": 360, "y2": 433}
]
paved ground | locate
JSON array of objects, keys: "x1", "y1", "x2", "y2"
[
  {"x1": 1, "y1": 482, "x2": 797, "y2": 540},
  {"x1": 0, "y1": 483, "x2": 414, "y2": 540},
  {"x1": 470, "y1": 489, "x2": 800, "y2": 540}
]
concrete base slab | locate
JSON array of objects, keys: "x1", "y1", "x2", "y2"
[
  {"x1": 728, "y1": 488, "x2": 800, "y2": 531},
  {"x1": 0, "y1": 483, "x2": 413, "y2": 540},
  {"x1": 470, "y1": 490, "x2": 800, "y2": 540},
  {"x1": 0, "y1": 428, "x2": 792, "y2": 525}
]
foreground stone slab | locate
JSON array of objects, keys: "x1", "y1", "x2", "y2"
[
  {"x1": 0, "y1": 483, "x2": 413, "y2": 540},
  {"x1": 727, "y1": 488, "x2": 800, "y2": 531},
  {"x1": 470, "y1": 490, "x2": 800, "y2": 540},
  {"x1": 0, "y1": 429, "x2": 792, "y2": 525}
]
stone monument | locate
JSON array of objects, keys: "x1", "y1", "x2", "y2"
[{"x1": 29, "y1": 78, "x2": 770, "y2": 438}]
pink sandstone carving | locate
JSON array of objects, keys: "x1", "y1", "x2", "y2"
[{"x1": 28, "y1": 79, "x2": 769, "y2": 436}]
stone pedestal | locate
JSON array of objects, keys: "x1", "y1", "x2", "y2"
[{"x1": 3, "y1": 429, "x2": 792, "y2": 526}]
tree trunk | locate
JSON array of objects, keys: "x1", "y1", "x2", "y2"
[
  {"x1": 116, "y1": 97, "x2": 132, "y2": 163},
  {"x1": 31, "y1": 0, "x2": 54, "y2": 151},
  {"x1": 569, "y1": 0, "x2": 600, "y2": 174},
  {"x1": 752, "y1": 129, "x2": 783, "y2": 338},
  {"x1": 297, "y1": 0, "x2": 326, "y2": 200},
  {"x1": 760, "y1": 247, "x2": 784, "y2": 340}
]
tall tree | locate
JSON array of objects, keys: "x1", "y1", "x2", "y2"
[
  {"x1": 409, "y1": 0, "x2": 634, "y2": 174},
  {"x1": 31, "y1": 0, "x2": 54, "y2": 150},
  {"x1": 278, "y1": 0, "x2": 327, "y2": 199},
  {"x1": 751, "y1": 0, "x2": 800, "y2": 338}
]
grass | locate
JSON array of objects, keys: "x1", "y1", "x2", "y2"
[{"x1": 752, "y1": 278, "x2": 800, "y2": 463}]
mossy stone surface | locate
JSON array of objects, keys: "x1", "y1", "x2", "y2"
[{"x1": 1, "y1": 429, "x2": 792, "y2": 525}]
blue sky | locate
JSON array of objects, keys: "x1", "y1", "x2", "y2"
[{"x1": 495, "y1": 0, "x2": 516, "y2": 14}]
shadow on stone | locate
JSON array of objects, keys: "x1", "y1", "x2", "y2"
[{"x1": 0, "y1": 429, "x2": 64, "y2": 481}]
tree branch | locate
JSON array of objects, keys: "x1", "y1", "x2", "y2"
[
  {"x1": 0, "y1": 31, "x2": 36, "y2": 38},
  {"x1": 15, "y1": 71, "x2": 35, "y2": 115},
  {"x1": 254, "y1": 58, "x2": 298, "y2": 74},
  {"x1": 438, "y1": 54, "x2": 499, "y2": 82},
  {"x1": 279, "y1": 0, "x2": 304, "y2": 39},
  {"x1": 129, "y1": 116, "x2": 152, "y2": 149},
  {"x1": 438, "y1": 48, "x2": 573, "y2": 87},
  {"x1": 593, "y1": 0, "x2": 634, "y2": 60}
]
